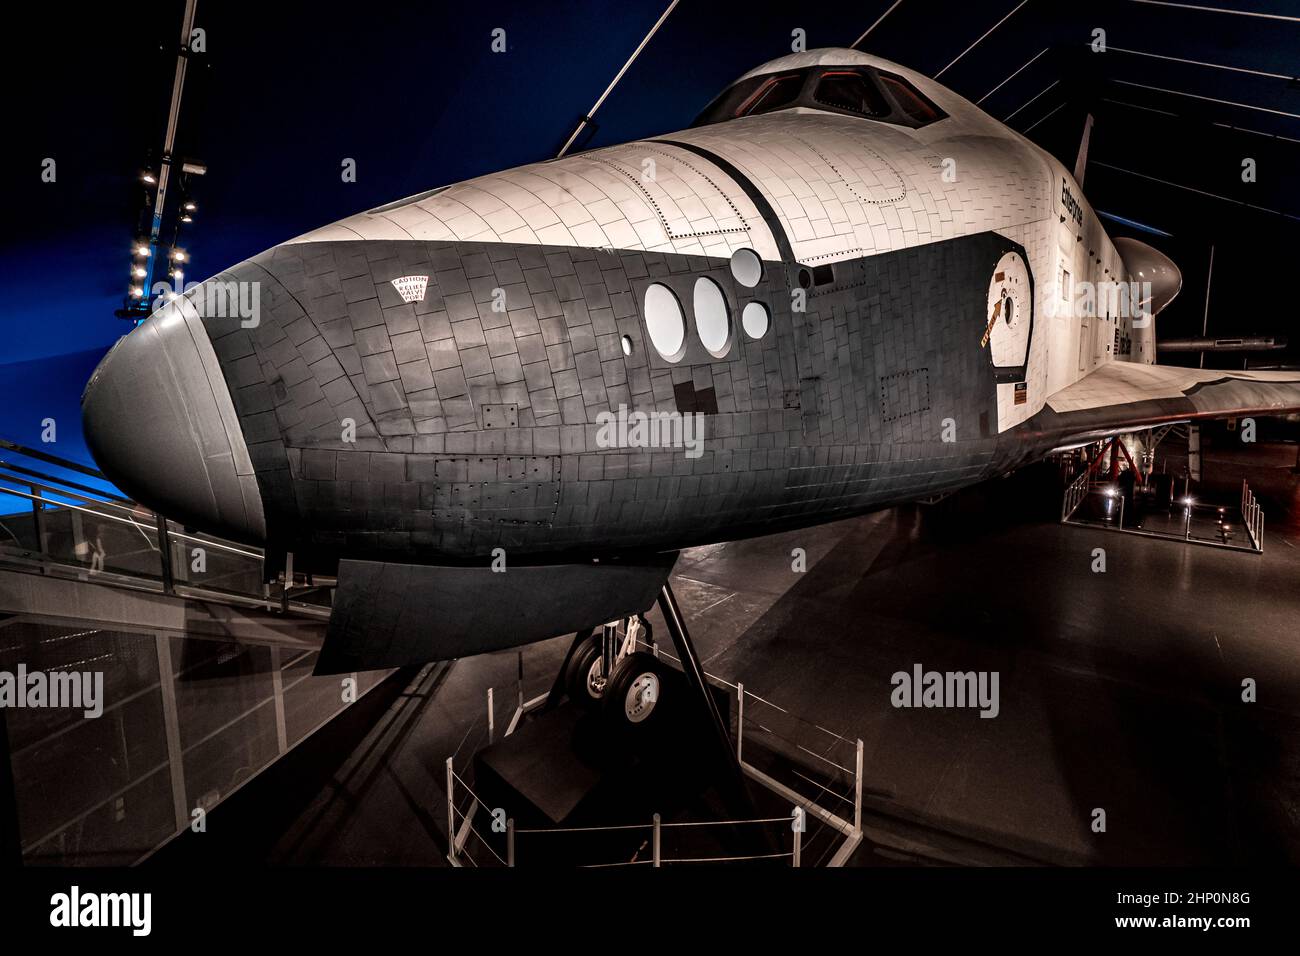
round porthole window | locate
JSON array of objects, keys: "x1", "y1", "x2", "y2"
[
  {"x1": 643, "y1": 283, "x2": 686, "y2": 360},
  {"x1": 741, "y1": 302, "x2": 770, "y2": 340},
  {"x1": 693, "y1": 276, "x2": 730, "y2": 357},
  {"x1": 730, "y1": 248, "x2": 763, "y2": 288}
]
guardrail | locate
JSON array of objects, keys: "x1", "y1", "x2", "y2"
[
  {"x1": 641, "y1": 639, "x2": 863, "y2": 864},
  {"x1": 1061, "y1": 468, "x2": 1091, "y2": 522},
  {"x1": 446, "y1": 763, "x2": 807, "y2": 867},
  {"x1": 446, "y1": 633, "x2": 865, "y2": 868},
  {"x1": 0, "y1": 438, "x2": 329, "y2": 616},
  {"x1": 1241, "y1": 480, "x2": 1265, "y2": 551}
]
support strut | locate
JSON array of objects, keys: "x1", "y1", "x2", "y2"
[
  {"x1": 656, "y1": 582, "x2": 743, "y2": 781},
  {"x1": 656, "y1": 581, "x2": 775, "y2": 856}
]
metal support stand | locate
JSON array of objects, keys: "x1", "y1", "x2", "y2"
[
  {"x1": 657, "y1": 582, "x2": 738, "y2": 773},
  {"x1": 657, "y1": 582, "x2": 778, "y2": 857}
]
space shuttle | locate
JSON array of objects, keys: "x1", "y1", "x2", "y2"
[{"x1": 82, "y1": 48, "x2": 1300, "y2": 676}]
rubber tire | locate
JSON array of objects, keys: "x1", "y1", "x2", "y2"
[
  {"x1": 564, "y1": 634, "x2": 606, "y2": 710},
  {"x1": 602, "y1": 652, "x2": 664, "y2": 730}
]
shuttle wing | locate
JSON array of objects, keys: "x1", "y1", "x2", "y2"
[{"x1": 1031, "y1": 363, "x2": 1300, "y2": 447}]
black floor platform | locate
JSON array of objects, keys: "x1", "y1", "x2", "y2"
[{"x1": 465, "y1": 673, "x2": 795, "y2": 866}]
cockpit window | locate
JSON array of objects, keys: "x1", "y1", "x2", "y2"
[
  {"x1": 877, "y1": 71, "x2": 945, "y2": 124},
  {"x1": 691, "y1": 64, "x2": 947, "y2": 129},
  {"x1": 813, "y1": 70, "x2": 889, "y2": 117},
  {"x1": 734, "y1": 73, "x2": 805, "y2": 117}
]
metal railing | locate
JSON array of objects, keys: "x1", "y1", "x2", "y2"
[
  {"x1": 0, "y1": 438, "x2": 329, "y2": 617},
  {"x1": 445, "y1": 634, "x2": 865, "y2": 868},
  {"x1": 1060, "y1": 468, "x2": 1091, "y2": 522},
  {"x1": 638, "y1": 638, "x2": 863, "y2": 863},
  {"x1": 446, "y1": 762, "x2": 806, "y2": 867},
  {"x1": 1241, "y1": 480, "x2": 1265, "y2": 551}
]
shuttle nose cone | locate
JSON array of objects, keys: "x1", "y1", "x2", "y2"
[{"x1": 82, "y1": 298, "x2": 266, "y2": 543}]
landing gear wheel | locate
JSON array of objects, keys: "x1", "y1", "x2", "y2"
[
  {"x1": 603, "y1": 652, "x2": 663, "y2": 729},
  {"x1": 564, "y1": 635, "x2": 606, "y2": 710}
]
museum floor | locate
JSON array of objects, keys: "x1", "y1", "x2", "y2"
[{"x1": 150, "y1": 437, "x2": 1300, "y2": 867}]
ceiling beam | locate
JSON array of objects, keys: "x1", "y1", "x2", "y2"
[
  {"x1": 1092, "y1": 161, "x2": 1300, "y2": 221},
  {"x1": 1112, "y1": 78, "x2": 1300, "y2": 121},
  {"x1": 851, "y1": 0, "x2": 906, "y2": 48},
  {"x1": 1106, "y1": 45, "x2": 1293, "y2": 82},
  {"x1": 1128, "y1": 0, "x2": 1300, "y2": 24},
  {"x1": 935, "y1": 0, "x2": 1031, "y2": 78},
  {"x1": 977, "y1": 46, "x2": 1050, "y2": 104},
  {"x1": 1005, "y1": 79, "x2": 1060, "y2": 121}
]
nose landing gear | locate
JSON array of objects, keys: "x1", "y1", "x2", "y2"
[
  {"x1": 562, "y1": 617, "x2": 664, "y2": 730},
  {"x1": 606, "y1": 653, "x2": 661, "y2": 725}
]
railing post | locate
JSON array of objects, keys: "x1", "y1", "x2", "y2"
[
  {"x1": 507, "y1": 818, "x2": 515, "y2": 867},
  {"x1": 155, "y1": 514, "x2": 175, "y2": 595},
  {"x1": 487, "y1": 687, "x2": 495, "y2": 744},
  {"x1": 281, "y1": 551, "x2": 294, "y2": 612},
  {"x1": 517, "y1": 651, "x2": 525, "y2": 712},
  {"x1": 445, "y1": 757, "x2": 456, "y2": 864},
  {"x1": 736, "y1": 682, "x2": 745, "y2": 763},
  {"x1": 155, "y1": 633, "x2": 189, "y2": 833},
  {"x1": 31, "y1": 486, "x2": 47, "y2": 572},
  {"x1": 652, "y1": 813, "x2": 661, "y2": 868},
  {"x1": 854, "y1": 738, "x2": 864, "y2": 836},
  {"x1": 792, "y1": 807, "x2": 803, "y2": 868},
  {"x1": 269, "y1": 646, "x2": 288, "y2": 755}
]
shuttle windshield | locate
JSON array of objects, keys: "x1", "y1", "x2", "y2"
[{"x1": 692, "y1": 66, "x2": 946, "y2": 129}]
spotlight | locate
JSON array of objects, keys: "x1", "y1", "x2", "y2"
[
  {"x1": 133, "y1": 266, "x2": 146, "y2": 278},
  {"x1": 135, "y1": 245, "x2": 150, "y2": 257},
  {"x1": 180, "y1": 215, "x2": 192, "y2": 223},
  {"x1": 131, "y1": 286, "x2": 143, "y2": 297},
  {"x1": 1182, "y1": 497, "x2": 1194, "y2": 507},
  {"x1": 171, "y1": 250, "x2": 187, "y2": 262},
  {"x1": 142, "y1": 172, "x2": 156, "y2": 184},
  {"x1": 183, "y1": 202, "x2": 196, "y2": 211}
]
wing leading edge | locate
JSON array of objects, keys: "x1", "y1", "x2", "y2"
[{"x1": 1025, "y1": 363, "x2": 1300, "y2": 448}]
